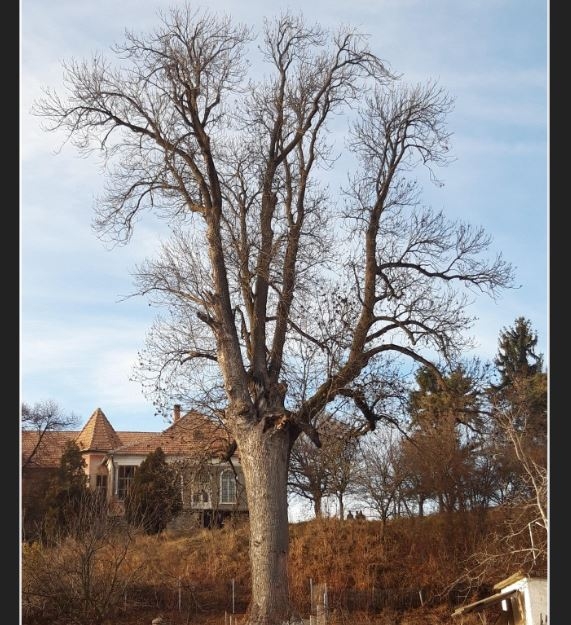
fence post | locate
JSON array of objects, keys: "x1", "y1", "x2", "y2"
[
  {"x1": 309, "y1": 577, "x2": 313, "y2": 625},
  {"x1": 310, "y1": 578, "x2": 313, "y2": 608},
  {"x1": 314, "y1": 582, "x2": 328, "y2": 625},
  {"x1": 232, "y1": 578, "x2": 235, "y2": 614}
]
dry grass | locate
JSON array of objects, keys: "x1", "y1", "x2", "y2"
[{"x1": 22, "y1": 509, "x2": 542, "y2": 625}]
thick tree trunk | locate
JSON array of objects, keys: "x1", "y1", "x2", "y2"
[
  {"x1": 237, "y1": 422, "x2": 302, "y2": 625},
  {"x1": 337, "y1": 494, "x2": 344, "y2": 520},
  {"x1": 313, "y1": 496, "x2": 322, "y2": 519}
]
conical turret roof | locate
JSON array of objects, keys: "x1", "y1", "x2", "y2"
[{"x1": 75, "y1": 407, "x2": 123, "y2": 451}]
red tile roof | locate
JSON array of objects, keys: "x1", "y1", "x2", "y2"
[
  {"x1": 21, "y1": 430, "x2": 78, "y2": 469},
  {"x1": 114, "y1": 411, "x2": 234, "y2": 458},
  {"x1": 21, "y1": 408, "x2": 236, "y2": 469},
  {"x1": 75, "y1": 408, "x2": 123, "y2": 451}
]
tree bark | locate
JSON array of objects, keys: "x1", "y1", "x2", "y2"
[
  {"x1": 337, "y1": 495, "x2": 344, "y2": 521},
  {"x1": 237, "y1": 422, "x2": 301, "y2": 625}
]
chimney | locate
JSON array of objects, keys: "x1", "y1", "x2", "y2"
[{"x1": 173, "y1": 404, "x2": 181, "y2": 422}]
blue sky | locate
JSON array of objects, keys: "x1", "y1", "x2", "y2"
[{"x1": 21, "y1": 0, "x2": 548, "y2": 434}]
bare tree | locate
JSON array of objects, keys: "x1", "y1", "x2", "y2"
[
  {"x1": 496, "y1": 380, "x2": 547, "y2": 520},
  {"x1": 22, "y1": 400, "x2": 81, "y2": 540},
  {"x1": 288, "y1": 416, "x2": 331, "y2": 518},
  {"x1": 356, "y1": 426, "x2": 409, "y2": 524},
  {"x1": 21, "y1": 400, "x2": 79, "y2": 470},
  {"x1": 22, "y1": 491, "x2": 141, "y2": 625},
  {"x1": 289, "y1": 412, "x2": 362, "y2": 519},
  {"x1": 33, "y1": 6, "x2": 514, "y2": 623},
  {"x1": 320, "y1": 417, "x2": 363, "y2": 520},
  {"x1": 485, "y1": 317, "x2": 547, "y2": 506},
  {"x1": 450, "y1": 377, "x2": 547, "y2": 591}
]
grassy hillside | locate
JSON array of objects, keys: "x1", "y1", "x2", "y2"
[{"x1": 22, "y1": 509, "x2": 546, "y2": 625}]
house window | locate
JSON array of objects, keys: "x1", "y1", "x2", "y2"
[
  {"x1": 192, "y1": 489, "x2": 210, "y2": 504},
  {"x1": 190, "y1": 468, "x2": 211, "y2": 507},
  {"x1": 117, "y1": 465, "x2": 137, "y2": 500},
  {"x1": 220, "y1": 469, "x2": 236, "y2": 504},
  {"x1": 96, "y1": 474, "x2": 108, "y2": 494}
]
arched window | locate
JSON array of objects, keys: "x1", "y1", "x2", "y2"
[{"x1": 220, "y1": 469, "x2": 236, "y2": 504}]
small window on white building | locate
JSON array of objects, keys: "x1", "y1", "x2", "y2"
[{"x1": 220, "y1": 469, "x2": 237, "y2": 504}]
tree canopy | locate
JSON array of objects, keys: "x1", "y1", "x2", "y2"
[{"x1": 33, "y1": 6, "x2": 515, "y2": 623}]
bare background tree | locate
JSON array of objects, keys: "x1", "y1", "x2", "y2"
[
  {"x1": 21, "y1": 400, "x2": 81, "y2": 541},
  {"x1": 289, "y1": 412, "x2": 363, "y2": 519},
  {"x1": 33, "y1": 5, "x2": 515, "y2": 623},
  {"x1": 319, "y1": 417, "x2": 363, "y2": 520},
  {"x1": 22, "y1": 491, "x2": 142, "y2": 625},
  {"x1": 446, "y1": 380, "x2": 548, "y2": 592},
  {"x1": 21, "y1": 400, "x2": 79, "y2": 470},
  {"x1": 288, "y1": 413, "x2": 332, "y2": 519},
  {"x1": 356, "y1": 427, "x2": 409, "y2": 524},
  {"x1": 437, "y1": 317, "x2": 548, "y2": 594}
]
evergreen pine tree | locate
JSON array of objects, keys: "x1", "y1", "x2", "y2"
[
  {"x1": 125, "y1": 447, "x2": 183, "y2": 534},
  {"x1": 42, "y1": 440, "x2": 90, "y2": 541},
  {"x1": 487, "y1": 317, "x2": 547, "y2": 505},
  {"x1": 494, "y1": 316, "x2": 543, "y2": 388}
]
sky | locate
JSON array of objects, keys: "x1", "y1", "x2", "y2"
[{"x1": 20, "y1": 0, "x2": 548, "y2": 435}]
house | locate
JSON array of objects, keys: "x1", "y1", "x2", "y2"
[
  {"x1": 21, "y1": 405, "x2": 248, "y2": 532},
  {"x1": 452, "y1": 572, "x2": 548, "y2": 625}
]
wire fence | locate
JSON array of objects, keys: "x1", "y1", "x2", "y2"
[{"x1": 117, "y1": 576, "x2": 453, "y2": 624}]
